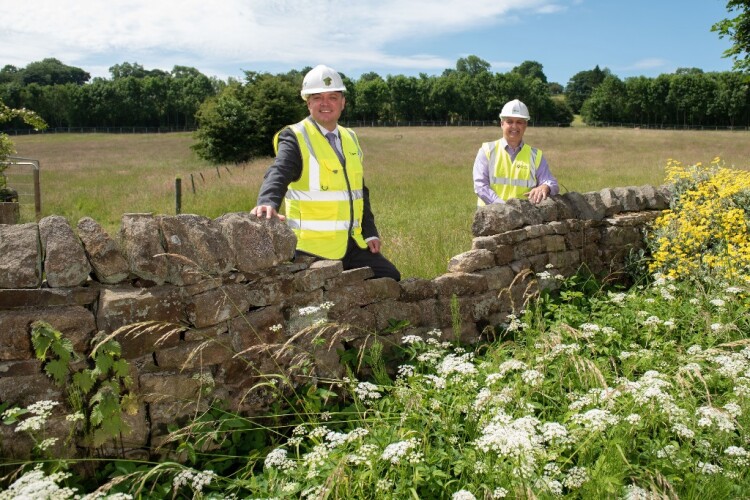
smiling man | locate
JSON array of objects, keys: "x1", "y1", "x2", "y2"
[
  {"x1": 251, "y1": 65, "x2": 400, "y2": 281},
  {"x1": 473, "y1": 99, "x2": 559, "y2": 205}
]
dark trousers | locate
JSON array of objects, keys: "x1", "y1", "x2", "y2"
[{"x1": 298, "y1": 238, "x2": 401, "y2": 281}]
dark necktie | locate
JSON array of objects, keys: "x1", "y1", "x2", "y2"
[{"x1": 325, "y1": 132, "x2": 346, "y2": 165}]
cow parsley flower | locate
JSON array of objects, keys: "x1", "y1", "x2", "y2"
[
  {"x1": 563, "y1": 466, "x2": 589, "y2": 489},
  {"x1": 696, "y1": 406, "x2": 735, "y2": 432},
  {"x1": 264, "y1": 448, "x2": 297, "y2": 473},
  {"x1": 571, "y1": 409, "x2": 619, "y2": 432},
  {"x1": 381, "y1": 438, "x2": 422, "y2": 464},
  {"x1": 452, "y1": 490, "x2": 477, "y2": 500},
  {"x1": 354, "y1": 381, "x2": 382, "y2": 403}
]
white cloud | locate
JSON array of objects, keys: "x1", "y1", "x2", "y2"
[
  {"x1": 628, "y1": 58, "x2": 670, "y2": 70},
  {"x1": 0, "y1": 0, "x2": 564, "y2": 78}
]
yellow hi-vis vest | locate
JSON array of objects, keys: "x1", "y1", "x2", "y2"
[
  {"x1": 274, "y1": 118, "x2": 368, "y2": 259},
  {"x1": 477, "y1": 141, "x2": 543, "y2": 206}
]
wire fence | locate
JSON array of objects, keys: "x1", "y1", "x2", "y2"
[{"x1": 2, "y1": 126, "x2": 196, "y2": 135}]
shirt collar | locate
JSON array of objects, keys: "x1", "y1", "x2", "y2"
[
  {"x1": 500, "y1": 138, "x2": 524, "y2": 153},
  {"x1": 316, "y1": 122, "x2": 338, "y2": 137}
]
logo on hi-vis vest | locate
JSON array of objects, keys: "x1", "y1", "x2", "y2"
[{"x1": 515, "y1": 161, "x2": 530, "y2": 170}]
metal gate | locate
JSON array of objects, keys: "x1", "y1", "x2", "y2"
[{"x1": 1, "y1": 156, "x2": 41, "y2": 221}]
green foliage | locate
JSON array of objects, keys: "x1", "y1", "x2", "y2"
[
  {"x1": 0, "y1": 99, "x2": 46, "y2": 189},
  {"x1": 192, "y1": 74, "x2": 303, "y2": 163},
  {"x1": 30, "y1": 321, "x2": 136, "y2": 448},
  {"x1": 564, "y1": 65, "x2": 610, "y2": 114},
  {"x1": 648, "y1": 158, "x2": 750, "y2": 283},
  {"x1": 712, "y1": 0, "x2": 750, "y2": 72}
]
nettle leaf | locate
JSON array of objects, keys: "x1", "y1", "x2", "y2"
[
  {"x1": 51, "y1": 340, "x2": 73, "y2": 363},
  {"x1": 72, "y1": 370, "x2": 96, "y2": 394},
  {"x1": 90, "y1": 405, "x2": 103, "y2": 426},
  {"x1": 30, "y1": 324, "x2": 55, "y2": 358},
  {"x1": 44, "y1": 359, "x2": 69, "y2": 385},
  {"x1": 94, "y1": 352, "x2": 115, "y2": 373},
  {"x1": 112, "y1": 359, "x2": 130, "y2": 379}
]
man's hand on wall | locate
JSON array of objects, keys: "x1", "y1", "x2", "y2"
[
  {"x1": 251, "y1": 205, "x2": 286, "y2": 221},
  {"x1": 525, "y1": 184, "x2": 550, "y2": 204}
]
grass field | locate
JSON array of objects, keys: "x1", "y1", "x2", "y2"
[{"x1": 9, "y1": 126, "x2": 750, "y2": 278}]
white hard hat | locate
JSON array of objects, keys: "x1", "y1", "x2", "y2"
[
  {"x1": 301, "y1": 64, "x2": 347, "y2": 101},
  {"x1": 499, "y1": 99, "x2": 530, "y2": 120}
]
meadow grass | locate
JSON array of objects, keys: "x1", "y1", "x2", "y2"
[{"x1": 11, "y1": 126, "x2": 750, "y2": 278}]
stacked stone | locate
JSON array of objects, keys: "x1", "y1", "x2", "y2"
[{"x1": 0, "y1": 185, "x2": 670, "y2": 459}]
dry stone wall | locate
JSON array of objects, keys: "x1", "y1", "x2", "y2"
[{"x1": 0, "y1": 185, "x2": 670, "y2": 458}]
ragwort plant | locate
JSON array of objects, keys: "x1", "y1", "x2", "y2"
[{"x1": 649, "y1": 158, "x2": 750, "y2": 283}]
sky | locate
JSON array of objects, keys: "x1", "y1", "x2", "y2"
[{"x1": 0, "y1": 0, "x2": 739, "y2": 86}]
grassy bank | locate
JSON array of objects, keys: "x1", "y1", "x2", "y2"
[{"x1": 12, "y1": 126, "x2": 750, "y2": 278}]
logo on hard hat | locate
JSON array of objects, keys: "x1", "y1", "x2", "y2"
[{"x1": 323, "y1": 77, "x2": 332, "y2": 86}]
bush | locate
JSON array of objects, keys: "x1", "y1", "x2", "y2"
[{"x1": 648, "y1": 157, "x2": 750, "y2": 283}]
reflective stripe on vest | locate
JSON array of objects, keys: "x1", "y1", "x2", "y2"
[
  {"x1": 477, "y1": 141, "x2": 543, "y2": 205},
  {"x1": 276, "y1": 118, "x2": 367, "y2": 259}
]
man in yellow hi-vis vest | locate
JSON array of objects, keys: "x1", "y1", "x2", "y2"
[
  {"x1": 473, "y1": 99, "x2": 559, "y2": 206},
  {"x1": 251, "y1": 65, "x2": 400, "y2": 281}
]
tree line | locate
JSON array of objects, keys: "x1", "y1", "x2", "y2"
[
  {"x1": 0, "y1": 59, "x2": 222, "y2": 129},
  {"x1": 2, "y1": 56, "x2": 750, "y2": 163}
]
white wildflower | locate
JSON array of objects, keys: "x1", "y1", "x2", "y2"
[
  {"x1": 671, "y1": 422, "x2": 695, "y2": 439},
  {"x1": 625, "y1": 413, "x2": 642, "y2": 426},
  {"x1": 687, "y1": 345, "x2": 703, "y2": 356},
  {"x1": 723, "y1": 401, "x2": 742, "y2": 417},
  {"x1": 696, "y1": 461, "x2": 722, "y2": 475},
  {"x1": 492, "y1": 486, "x2": 509, "y2": 498},
  {"x1": 579, "y1": 323, "x2": 600, "y2": 338},
  {"x1": 423, "y1": 374, "x2": 447, "y2": 389},
  {"x1": 354, "y1": 381, "x2": 382, "y2": 403},
  {"x1": 540, "y1": 422, "x2": 569, "y2": 445},
  {"x1": 496, "y1": 359, "x2": 528, "y2": 379},
  {"x1": 724, "y1": 446, "x2": 750, "y2": 466},
  {"x1": 623, "y1": 484, "x2": 652, "y2": 500},
  {"x1": 643, "y1": 315, "x2": 662, "y2": 327},
  {"x1": 264, "y1": 448, "x2": 296, "y2": 473},
  {"x1": 696, "y1": 406, "x2": 735, "y2": 432},
  {"x1": 452, "y1": 490, "x2": 477, "y2": 500},
  {"x1": 571, "y1": 408, "x2": 619, "y2": 432},
  {"x1": 712, "y1": 353, "x2": 747, "y2": 379},
  {"x1": 27, "y1": 400, "x2": 59, "y2": 415},
  {"x1": 417, "y1": 351, "x2": 443, "y2": 365},
  {"x1": 269, "y1": 323, "x2": 283, "y2": 333},
  {"x1": 401, "y1": 335, "x2": 424, "y2": 345},
  {"x1": 609, "y1": 292, "x2": 628, "y2": 305},
  {"x1": 521, "y1": 369, "x2": 543, "y2": 387},
  {"x1": 543, "y1": 462, "x2": 562, "y2": 477},
  {"x1": 563, "y1": 466, "x2": 589, "y2": 489},
  {"x1": 397, "y1": 364, "x2": 415, "y2": 378},
  {"x1": 376, "y1": 479, "x2": 394, "y2": 492},
  {"x1": 437, "y1": 353, "x2": 477, "y2": 378},
  {"x1": 0, "y1": 468, "x2": 77, "y2": 499},
  {"x1": 381, "y1": 438, "x2": 422, "y2": 465},
  {"x1": 710, "y1": 298, "x2": 726, "y2": 308},
  {"x1": 37, "y1": 437, "x2": 58, "y2": 451}
]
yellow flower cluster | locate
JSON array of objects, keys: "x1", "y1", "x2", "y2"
[{"x1": 649, "y1": 158, "x2": 750, "y2": 282}]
